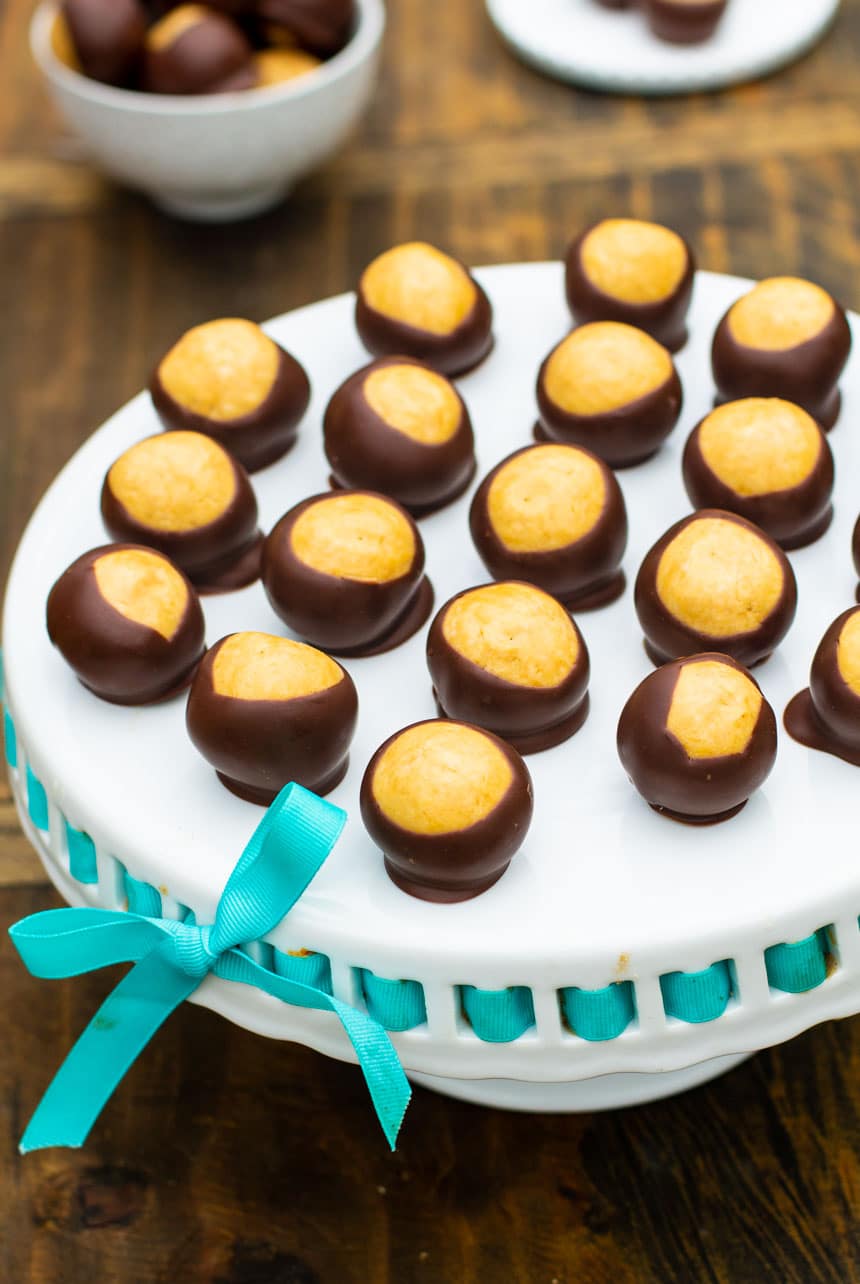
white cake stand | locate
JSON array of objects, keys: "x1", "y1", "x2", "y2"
[
  {"x1": 485, "y1": 0, "x2": 840, "y2": 96},
  {"x1": 5, "y1": 264, "x2": 860, "y2": 1112}
]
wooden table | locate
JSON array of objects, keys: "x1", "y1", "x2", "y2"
[{"x1": 3, "y1": 2, "x2": 860, "y2": 1279}]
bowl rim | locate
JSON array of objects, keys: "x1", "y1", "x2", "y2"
[{"x1": 31, "y1": 0, "x2": 385, "y2": 117}]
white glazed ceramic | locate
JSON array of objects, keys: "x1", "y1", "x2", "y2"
[
  {"x1": 486, "y1": 0, "x2": 839, "y2": 96},
  {"x1": 30, "y1": 0, "x2": 384, "y2": 222},
  {"x1": 6, "y1": 264, "x2": 860, "y2": 1112}
]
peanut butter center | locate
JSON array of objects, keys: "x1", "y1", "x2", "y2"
[
  {"x1": 363, "y1": 363, "x2": 462, "y2": 444},
  {"x1": 487, "y1": 444, "x2": 607, "y2": 552},
  {"x1": 212, "y1": 632, "x2": 343, "y2": 701},
  {"x1": 697, "y1": 399, "x2": 822, "y2": 497},
  {"x1": 442, "y1": 583, "x2": 578, "y2": 688},
  {"x1": 290, "y1": 493, "x2": 416, "y2": 583},
  {"x1": 837, "y1": 611, "x2": 860, "y2": 697},
  {"x1": 147, "y1": 5, "x2": 208, "y2": 51},
  {"x1": 94, "y1": 549, "x2": 188, "y2": 641},
  {"x1": 727, "y1": 277, "x2": 835, "y2": 351},
  {"x1": 158, "y1": 319, "x2": 279, "y2": 422},
  {"x1": 361, "y1": 243, "x2": 477, "y2": 337},
  {"x1": 253, "y1": 48, "x2": 321, "y2": 86},
  {"x1": 544, "y1": 322, "x2": 672, "y2": 416},
  {"x1": 581, "y1": 219, "x2": 687, "y2": 305},
  {"x1": 107, "y1": 432, "x2": 237, "y2": 532},
  {"x1": 667, "y1": 660, "x2": 762, "y2": 759}
]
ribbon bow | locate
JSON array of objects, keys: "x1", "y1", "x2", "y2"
[{"x1": 9, "y1": 782, "x2": 411, "y2": 1152}]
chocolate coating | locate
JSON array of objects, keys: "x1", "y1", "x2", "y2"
[
  {"x1": 360, "y1": 720, "x2": 534, "y2": 902},
  {"x1": 100, "y1": 433, "x2": 263, "y2": 593},
  {"x1": 323, "y1": 357, "x2": 476, "y2": 516},
  {"x1": 634, "y1": 509, "x2": 798, "y2": 668},
  {"x1": 46, "y1": 544, "x2": 205, "y2": 705},
  {"x1": 682, "y1": 404, "x2": 834, "y2": 551},
  {"x1": 641, "y1": 0, "x2": 727, "y2": 44},
  {"x1": 427, "y1": 585, "x2": 590, "y2": 754},
  {"x1": 617, "y1": 654, "x2": 777, "y2": 823},
  {"x1": 784, "y1": 608, "x2": 860, "y2": 765},
  {"x1": 186, "y1": 636, "x2": 358, "y2": 804},
  {"x1": 150, "y1": 338, "x2": 310, "y2": 474},
  {"x1": 535, "y1": 338, "x2": 683, "y2": 469},
  {"x1": 61, "y1": 0, "x2": 147, "y2": 84},
  {"x1": 261, "y1": 492, "x2": 433, "y2": 656},
  {"x1": 355, "y1": 253, "x2": 494, "y2": 378},
  {"x1": 141, "y1": 8, "x2": 254, "y2": 94},
  {"x1": 469, "y1": 444, "x2": 628, "y2": 610},
  {"x1": 257, "y1": 0, "x2": 355, "y2": 56},
  {"x1": 564, "y1": 223, "x2": 695, "y2": 352},
  {"x1": 711, "y1": 287, "x2": 852, "y2": 431}
]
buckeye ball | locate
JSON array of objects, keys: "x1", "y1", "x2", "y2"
[
  {"x1": 711, "y1": 277, "x2": 852, "y2": 431},
  {"x1": 427, "y1": 582, "x2": 590, "y2": 754},
  {"x1": 58, "y1": 0, "x2": 147, "y2": 85},
  {"x1": 784, "y1": 608, "x2": 860, "y2": 766},
  {"x1": 535, "y1": 321, "x2": 683, "y2": 467},
  {"x1": 140, "y1": 6, "x2": 255, "y2": 94},
  {"x1": 101, "y1": 431, "x2": 262, "y2": 594},
  {"x1": 635, "y1": 510, "x2": 797, "y2": 667},
  {"x1": 682, "y1": 399, "x2": 834, "y2": 550},
  {"x1": 565, "y1": 218, "x2": 695, "y2": 351},
  {"x1": 360, "y1": 720, "x2": 534, "y2": 902},
  {"x1": 641, "y1": 0, "x2": 728, "y2": 44},
  {"x1": 355, "y1": 242, "x2": 494, "y2": 377},
  {"x1": 262, "y1": 491, "x2": 433, "y2": 656},
  {"x1": 323, "y1": 357, "x2": 476, "y2": 516},
  {"x1": 150, "y1": 318, "x2": 310, "y2": 472},
  {"x1": 257, "y1": 0, "x2": 355, "y2": 57},
  {"x1": 617, "y1": 654, "x2": 777, "y2": 824},
  {"x1": 47, "y1": 544, "x2": 205, "y2": 705},
  {"x1": 469, "y1": 443, "x2": 627, "y2": 610},
  {"x1": 186, "y1": 632, "x2": 358, "y2": 803}
]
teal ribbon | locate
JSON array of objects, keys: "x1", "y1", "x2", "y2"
[{"x1": 8, "y1": 783, "x2": 411, "y2": 1153}]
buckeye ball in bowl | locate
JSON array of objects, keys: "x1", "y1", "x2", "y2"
[
  {"x1": 618, "y1": 653, "x2": 777, "y2": 824},
  {"x1": 469, "y1": 442, "x2": 628, "y2": 610},
  {"x1": 47, "y1": 543, "x2": 205, "y2": 705},
  {"x1": 262, "y1": 490, "x2": 433, "y2": 656},
  {"x1": 565, "y1": 217, "x2": 695, "y2": 352},
  {"x1": 186, "y1": 631, "x2": 358, "y2": 803},
  {"x1": 323, "y1": 356, "x2": 476, "y2": 516},
  {"x1": 427, "y1": 581, "x2": 590, "y2": 753},
  {"x1": 784, "y1": 608, "x2": 860, "y2": 767},
  {"x1": 360, "y1": 719, "x2": 534, "y2": 902},
  {"x1": 682, "y1": 398, "x2": 834, "y2": 550},
  {"x1": 635, "y1": 509, "x2": 797, "y2": 668},
  {"x1": 535, "y1": 321, "x2": 683, "y2": 468}
]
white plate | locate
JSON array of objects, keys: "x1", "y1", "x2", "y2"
[{"x1": 486, "y1": 0, "x2": 839, "y2": 96}]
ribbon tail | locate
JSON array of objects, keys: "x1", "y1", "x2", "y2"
[
  {"x1": 329, "y1": 997, "x2": 412, "y2": 1151},
  {"x1": 20, "y1": 943, "x2": 198, "y2": 1154}
]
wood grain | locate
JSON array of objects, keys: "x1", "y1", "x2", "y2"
[{"x1": 3, "y1": 0, "x2": 860, "y2": 1278}]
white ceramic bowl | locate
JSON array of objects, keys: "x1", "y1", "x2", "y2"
[{"x1": 30, "y1": 0, "x2": 384, "y2": 222}]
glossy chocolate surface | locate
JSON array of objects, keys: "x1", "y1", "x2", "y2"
[
  {"x1": 634, "y1": 509, "x2": 798, "y2": 667},
  {"x1": 617, "y1": 653, "x2": 777, "y2": 823},
  {"x1": 141, "y1": 9, "x2": 253, "y2": 94},
  {"x1": 258, "y1": 0, "x2": 355, "y2": 56},
  {"x1": 323, "y1": 357, "x2": 477, "y2": 516},
  {"x1": 151, "y1": 342, "x2": 310, "y2": 474},
  {"x1": 711, "y1": 297, "x2": 852, "y2": 431},
  {"x1": 360, "y1": 720, "x2": 534, "y2": 902},
  {"x1": 261, "y1": 492, "x2": 433, "y2": 656},
  {"x1": 100, "y1": 436, "x2": 263, "y2": 593},
  {"x1": 62, "y1": 0, "x2": 147, "y2": 84},
  {"x1": 784, "y1": 608, "x2": 860, "y2": 765},
  {"x1": 564, "y1": 225, "x2": 695, "y2": 352},
  {"x1": 682, "y1": 412, "x2": 834, "y2": 550},
  {"x1": 642, "y1": 0, "x2": 728, "y2": 44},
  {"x1": 469, "y1": 444, "x2": 628, "y2": 610},
  {"x1": 46, "y1": 544, "x2": 205, "y2": 705},
  {"x1": 186, "y1": 636, "x2": 358, "y2": 804},
  {"x1": 426, "y1": 586, "x2": 590, "y2": 753},
  {"x1": 355, "y1": 265, "x2": 494, "y2": 378}
]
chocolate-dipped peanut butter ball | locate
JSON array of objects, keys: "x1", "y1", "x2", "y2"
[
  {"x1": 58, "y1": 0, "x2": 147, "y2": 85},
  {"x1": 427, "y1": 582, "x2": 590, "y2": 753},
  {"x1": 323, "y1": 357, "x2": 476, "y2": 516},
  {"x1": 258, "y1": 0, "x2": 355, "y2": 57},
  {"x1": 536, "y1": 321, "x2": 683, "y2": 467},
  {"x1": 635, "y1": 510, "x2": 797, "y2": 668},
  {"x1": 101, "y1": 431, "x2": 262, "y2": 593},
  {"x1": 47, "y1": 544, "x2": 205, "y2": 705},
  {"x1": 360, "y1": 719, "x2": 534, "y2": 901},
  {"x1": 262, "y1": 491, "x2": 433, "y2": 656},
  {"x1": 141, "y1": 6, "x2": 254, "y2": 95},
  {"x1": 565, "y1": 219, "x2": 695, "y2": 352},
  {"x1": 617, "y1": 654, "x2": 777, "y2": 824},
  {"x1": 682, "y1": 399, "x2": 834, "y2": 550},
  {"x1": 150, "y1": 318, "x2": 310, "y2": 473},
  {"x1": 641, "y1": 0, "x2": 728, "y2": 44},
  {"x1": 186, "y1": 631, "x2": 358, "y2": 803},
  {"x1": 469, "y1": 443, "x2": 628, "y2": 610},
  {"x1": 711, "y1": 277, "x2": 851, "y2": 431},
  {"x1": 355, "y1": 243, "x2": 494, "y2": 377},
  {"x1": 251, "y1": 46, "x2": 321, "y2": 87},
  {"x1": 784, "y1": 608, "x2": 860, "y2": 766}
]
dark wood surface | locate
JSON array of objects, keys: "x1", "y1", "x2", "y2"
[{"x1": 4, "y1": 0, "x2": 860, "y2": 1279}]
